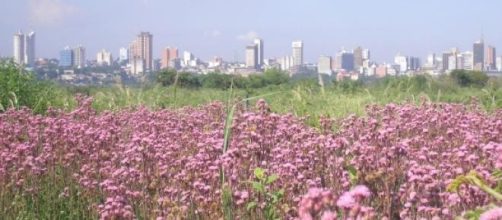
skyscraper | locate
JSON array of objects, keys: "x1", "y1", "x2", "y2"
[
  {"x1": 119, "y1": 47, "x2": 129, "y2": 62},
  {"x1": 161, "y1": 47, "x2": 178, "y2": 69},
  {"x1": 13, "y1": 31, "x2": 25, "y2": 65},
  {"x1": 341, "y1": 52, "x2": 354, "y2": 71},
  {"x1": 486, "y1": 46, "x2": 496, "y2": 70},
  {"x1": 473, "y1": 39, "x2": 484, "y2": 71},
  {"x1": 24, "y1": 31, "x2": 35, "y2": 67},
  {"x1": 318, "y1": 55, "x2": 332, "y2": 75},
  {"x1": 254, "y1": 38, "x2": 264, "y2": 67},
  {"x1": 292, "y1": 41, "x2": 303, "y2": 66},
  {"x1": 245, "y1": 45, "x2": 257, "y2": 69},
  {"x1": 353, "y1": 46, "x2": 364, "y2": 70},
  {"x1": 59, "y1": 46, "x2": 73, "y2": 67},
  {"x1": 129, "y1": 32, "x2": 153, "y2": 72},
  {"x1": 73, "y1": 46, "x2": 86, "y2": 68},
  {"x1": 96, "y1": 49, "x2": 113, "y2": 66}
]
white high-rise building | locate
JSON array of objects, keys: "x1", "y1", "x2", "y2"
[
  {"x1": 318, "y1": 55, "x2": 332, "y2": 75},
  {"x1": 119, "y1": 47, "x2": 129, "y2": 62},
  {"x1": 24, "y1": 31, "x2": 35, "y2": 67},
  {"x1": 245, "y1": 45, "x2": 257, "y2": 69},
  {"x1": 292, "y1": 41, "x2": 303, "y2": 66},
  {"x1": 253, "y1": 38, "x2": 264, "y2": 67},
  {"x1": 13, "y1": 31, "x2": 25, "y2": 65},
  {"x1": 461, "y1": 51, "x2": 473, "y2": 70},
  {"x1": 73, "y1": 46, "x2": 86, "y2": 69},
  {"x1": 497, "y1": 57, "x2": 502, "y2": 71},
  {"x1": 394, "y1": 54, "x2": 407, "y2": 73},
  {"x1": 183, "y1": 51, "x2": 194, "y2": 66},
  {"x1": 96, "y1": 49, "x2": 113, "y2": 66}
]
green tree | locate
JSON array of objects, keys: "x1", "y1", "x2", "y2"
[{"x1": 450, "y1": 69, "x2": 489, "y2": 87}]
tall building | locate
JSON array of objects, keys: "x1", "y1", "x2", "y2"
[
  {"x1": 183, "y1": 51, "x2": 194, "y2": 66},
  {"x1": 486, "y1": 46, "x2": 496, "y2": 70},
  {"x1": 169, "y1": 48, "x2": 178, "y2": 61},
  {"x1": 59, "y1": 46, "x2": 73, "y2": 67},
  {"x1": 245, "y1": 45, "x2": 257, "y2": 69},
  {"x1": 394, "y1": 54, "x2": 408, "y2": 72},
  {"x1": 441, "y1": 52, "x2": 451, "y2": 71},
  {"x1": 462, "y1": 51, "x2": 474, "y2": 70},
  {"x1": 254, "y1": 38, "x2": 264, "y2": 67},
  {"x1": 292, "y1": 41, "x2": 303, "y2": 66},
  {"x1": 473, "y1": 40, "x2": 484, "y2": 71},
  {"x1": 341, "y1": 52, "x2": 355, "y2": 71},
  {"x1": 318, "y1": 55, "x2": 332, "y2": 75},
  {"x1": 426, "y1": 53, "x2": 436, "y2": 67},
  {"x1": 353, "y1": 47, "x2": 364, "y2": 70},
  {"x1": 161, "y1": 47, "x2": 178, "y2": 69},
  {"x1": 96, "y1": 49, "x2": 113, "y2": 66},
  {"x1": 73, "y1": 46, "x2": 86, "y2": 68},
  {"x1": 13, "y1": 31, "x2": 24, "y2": 65},
  {"x1": 362, "y1": 49, "x2": 370, "y2": 60},
  {"x1": 129, "y1": 32, "x2": 153, "y2": 72},
  {"x1": 24, "y1": 31, "x2": 35, "y2": 67},
  {"x1": 119, "y1": 47, "x2": 129, "y2": 62},
  {"x1": 497, "y1": 57, "x2": 502, "y2": 71}
]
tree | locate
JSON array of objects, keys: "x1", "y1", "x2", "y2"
[{"x1": 450, "y1": 69, "x2": 488, "y2": 87}]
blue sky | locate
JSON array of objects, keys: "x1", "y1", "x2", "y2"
[{"x1": 0, "y1": 0, "x2": 500, "y2": 63}]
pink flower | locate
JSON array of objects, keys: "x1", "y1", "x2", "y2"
[
  {"x1": 350, "y1": 185, "x2": 371, "y2": 199},
  {"x1": 320, "y1": 211, "x2": 337, "y2": 220},
  {"x1": 336, "y1": 192, "x2": 356, "y2": 209},
  {"x1": 480, "y1": 208, "x2": 502, "y2": 220}
]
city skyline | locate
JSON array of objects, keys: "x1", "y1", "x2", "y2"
[{"x1": 1, "y1": 0, "x2": 501, "y2": 63}]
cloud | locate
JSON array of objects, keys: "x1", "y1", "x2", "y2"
[
  {"x1": 236, "y1": 31, "x2": 259, "y2": 41},
  {"x1": 204, "y1": 29, "x2": 222, "y2": 38},
  {"x1": 29, "y1": 0, "x2": 78, "y2": 26}
]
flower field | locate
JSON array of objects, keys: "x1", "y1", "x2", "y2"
[{"x1": 1, "y1": 96, "x2": 501, "y2": 219}]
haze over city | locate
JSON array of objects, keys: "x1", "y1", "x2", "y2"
[{"x1": 1, "y1": 0, "x2": 501, "y2": 62}]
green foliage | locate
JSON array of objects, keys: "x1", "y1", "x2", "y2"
[
  {"x1": 247, "y1": 167, "x2": 284, "y2": 220},
  {"x1": 0, "y1": 60, "x2": 72, "y2": 113},
  {"x1": 450, "y1": 69, "x2": 489, "y2": 87},
  {"x1": 156, "y1": 68, "x2": 290, "y2": 90}
]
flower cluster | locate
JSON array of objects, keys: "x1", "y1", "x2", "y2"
[{"x1": 0, "y1": 97, "x2": 501, "y2": 219}]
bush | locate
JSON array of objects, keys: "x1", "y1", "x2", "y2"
[
  {"x1": 0, "y1": 60, "x2": 66, "y2": 113},
  {"x1": 450, "y1": 69, "x2": 489, "y2": 87}
]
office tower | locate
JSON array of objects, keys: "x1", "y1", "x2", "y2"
[
  {"x1": 59, "y1": 46, "x2": 73, "y2": 67},
  {"x1": 161, "y1": 47, "x2": 179, "y2": 69},
  {"x1": 473, "y1": 40, "x2": 484, "y2": 71},
  {"x1": 245, "y1": 45, "x2": 257, "y2": 69},
  {"x1": 341, "y1": 52, "x2": 355, "y2": 71},
  {"x1": 441, "y1": 52, "x2": 451, "y2": 71},
  {"x1": 486, "y1": 46, "x2": 496, "y2": 70},
  {"x1": 119, "y1": 47, "x2": 129, "y2": 62},
  {"x1": 362, "y1": 49, "x2": 370, "y2": 60},
  {"x1": 129, "y1": 32, "x2": 153, "y2": 72},
  {"x1": 353, "y1": 46, "x2": 363, "y2": 70},
  {"x1": 497, "y1": 57, "x2": 502, "y2": 71},
  {"x1": 183, "y1": 51, "x2": 194, "y2": 66},
  {"x1": 254, "y1": 38, "x2": 264, "y2": 67},
  {"x1": 318, "y1": 55, "x2": 332, "y2": 75},
  {"x1": 161, "y1": 48, "x2": 170, "y2": 69},
  {"x1": 426, "y1": 53, "x2": 436, "y2": 67},
  {"x1": 292, "y1": 41, "x2": 303, "y2": 66},
  {"x1": 13, "y1": 31, "x2": 25, "y2": 65},
  {"x1": 394, "y1": 54, "x2": 407, "y2": 72},
  {"x1": 407, "y1": 57, "x2": 420, "y2": 71},
  {"x1": 462, "y1": 51, "x2": 473, "y2": 70},
  {"x1": 96, "y1": 49, "x2": 113, "y2": 66},
  {"x1": 73, "y1": 46, "x2": 86, "y2": 68},
  {"x1": 24, "y1": 31, "x2": 35, "y2": 67}
]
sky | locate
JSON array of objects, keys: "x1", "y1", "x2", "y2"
[{"x1": 0, "y1": 0, "x2": 501, "y2": 63}]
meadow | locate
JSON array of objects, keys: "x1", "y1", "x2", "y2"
[{"x1": 1, "y1": 61, "x2": 502, "y2": 219}]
